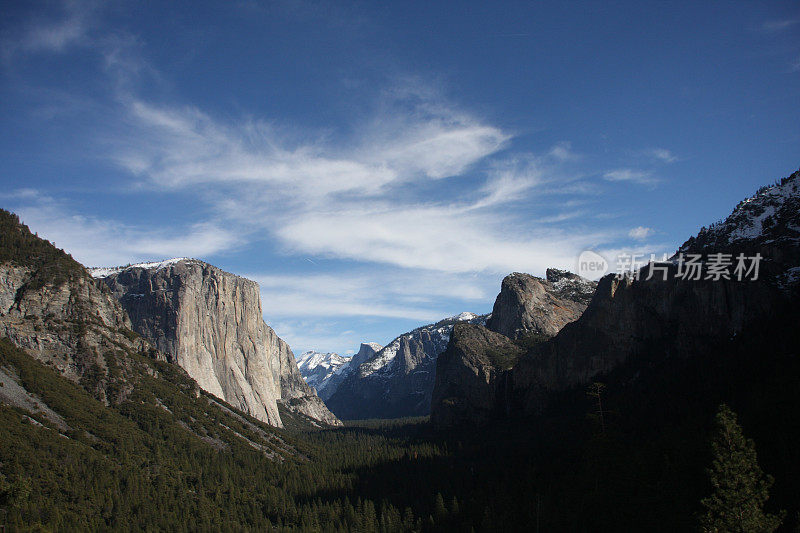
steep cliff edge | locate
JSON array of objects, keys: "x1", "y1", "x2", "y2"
[
  {"x1": 93, "y1": 259, "x2": 340, "y2": 427},
  {"x1": 432, "y1": 269, "x2": 595, "y2": 427},
  {"x1": 431, "y1": 169, "x2": 800, "y2": 428}
]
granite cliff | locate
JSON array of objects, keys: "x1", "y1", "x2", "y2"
[
  {"x1": 486, "y1": 268, "x2": 597, "y2": 339},
  {"x1": 93, "y1": 259, "x2": 340, "y2": 427},
  {"x1": 431, "y1": 269, "x2": 597, "y2": 427}
]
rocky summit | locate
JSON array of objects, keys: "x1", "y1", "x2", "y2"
[
  {"x1": 92, "y1": 259, "x2": 340, "y2": 427},
  {"x1": 486, "y1": 268, "x2": 597, "y2": 339}
]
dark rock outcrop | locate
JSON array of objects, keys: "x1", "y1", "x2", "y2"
[{"x1": 430, "y1": 323, "x2": 523, "y2": 428}]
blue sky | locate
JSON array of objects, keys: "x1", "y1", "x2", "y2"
[{"x1": 1, "y1": 1, "x2": 798, "y2": 355}]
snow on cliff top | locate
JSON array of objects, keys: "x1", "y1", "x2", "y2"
[
  {"x1": 678, "y1": 170, "x2": 800, "y2": 253},
  {"x1": 88, "y1": 258, "x2": 192, "y2": 278}
]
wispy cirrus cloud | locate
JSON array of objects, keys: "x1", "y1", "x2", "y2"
[
  {"x1": 603, "y1": 168, "x2": 660, "y2": 186},
  {"x1": 250, "y1": 270, "x2": 490, "y2": 321},
  {"x1": 759, "y1": 19, "x2": 798, "y2": 33},
  {"x1": 2, "y1": 0, "x2": 99, "y2": 58},
  {"x1": 11, "y1": 194, "x2": 240, "y2": 267},
  {"x1": 645, "y1": 148, "x2": 678, "y2": 163}
]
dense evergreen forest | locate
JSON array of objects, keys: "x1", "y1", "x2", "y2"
[{"x1": 2, "y1": 300, "x2": 799, "y2": 531}]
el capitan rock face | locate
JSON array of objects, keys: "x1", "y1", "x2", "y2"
[
  {"x1": 93, "y1": 259, "x2": 340, "y2": 427},
  {"x1": 431, "y1": 169, "x2": 800, "y2": 428}
]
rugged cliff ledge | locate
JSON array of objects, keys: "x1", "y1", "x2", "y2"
[
  {"x1": 431, "y1": 323, "x2": 524, "y2": 427},
  {"x1": 93, "y1": 259, "x2": 340, "y2": 427}
]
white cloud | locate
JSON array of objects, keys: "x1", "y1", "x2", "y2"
[
  {"x1": 645, "y1": 148, "x2": 678, "y2": 163},
  {"x1": 275, "y1": 202, "x2": 604, "y2": 274},
  {"x1": 628, "y1": 226, "x2": 654, "y2": 240},
  {"x1": 94, "y1": 82, "x2": 615, "y2": 277},
  {"x1": 548, "y1": 141, "x2": 579, "y2": 161},
  {"x1": 113, "y1": 91, "x2": 507, "y2": 204},
  {"x1": 760, "y1": 19, "x2": 798, "y2": 32},
  {"x1": 603, "y1": 168, "x2": 660, "y2": 186},
  {"x1": 251, "y1": 270, "x2": 489, "y2": 321},
  {"x1": 13, "y1": 197, "x2": 240, "y2": 267},
  {"x1": 3, "y1": 0, "x2": 98, "y2": 57}
]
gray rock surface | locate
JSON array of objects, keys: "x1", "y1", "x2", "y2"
[{"x1": 94, "y1": 259, "x2": 340, "y2": 427}]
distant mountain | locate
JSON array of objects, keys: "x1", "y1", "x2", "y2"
[
  {"x1": 327, "y1": 269, "x2": 599, "y2": 422},
  {"x1": 325, "y1": 312, "x2": 490, "y2": 420},
  {"x1": 92, "y1": 258, "x2": 340, "y2": 427},
  {"x1": 295, "y1": 351, "x2": 350, "y2": 400}
]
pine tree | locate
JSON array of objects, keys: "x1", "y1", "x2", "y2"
[
  {"x1": 434, "y1": 493, "x2": 447, "y2": 522},
  {"x1": 699, "y1": 404, "x2": 784, "y2": 533}
]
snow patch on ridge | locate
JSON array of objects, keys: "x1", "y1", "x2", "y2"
[{"x1": 88, "y1": 258, "x2": 192, "y2": 278}]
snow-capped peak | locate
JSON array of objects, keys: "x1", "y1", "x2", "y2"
[{"x1": 295, "y1": 351, "x2": 351, "y2": 399}]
